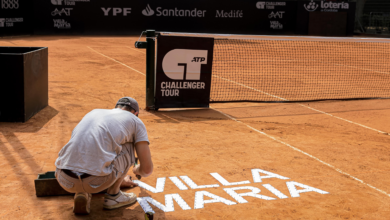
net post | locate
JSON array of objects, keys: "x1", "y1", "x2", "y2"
[{"x1": 145, "y1": 30, "x2": 156, "y2": 110}]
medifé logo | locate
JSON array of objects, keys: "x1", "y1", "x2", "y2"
[{"x1": 142, "y1": 4, "x2": 154, "y2": 16}]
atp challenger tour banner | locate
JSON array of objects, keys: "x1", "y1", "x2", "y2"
[{"x1": 155, "y1": 35, "x2": 214, "y2": 108}]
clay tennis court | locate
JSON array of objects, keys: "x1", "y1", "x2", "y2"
[{"x1": 1, "y1": 36, "x2": 390, "y2": 219}]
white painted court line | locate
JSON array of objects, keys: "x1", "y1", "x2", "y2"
[
  {"x1": 87, "y1": 46, "x2": 145, "y2": 76},
  {"x1": 126, "y1": 46, "x2": 146, "y2": 54},
  {"x1": 213, "y1": 74, "x2": 389, "y2": 135},
  {"x1": 212, "y1": 75, "x2": 287, "y2": 101},
  {"x1": 299, "y1": 104, "x2": 388, "y2": 134},
  {"x1": 211, "y1": 107, "x2": 390, "y2": 198},
  {"x1": 161, "y1": 114, "x2": 181, "y2": 123}
]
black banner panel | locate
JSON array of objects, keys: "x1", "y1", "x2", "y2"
[
  {"x1": 296, "y1": 1, "x2": 356, "y2": 36},
  {"x1": 155, "y1": 36, "x2": 214, "y2": 108},
  {"x1": 308, "y1": 12, "x2": 347, "y2": 36},
  {"x1": 32, "y1": 0, "x2": 298, "y2": 35},
  {"x1": 0, "y1": 0, "x2": 33, "y2": 37}
]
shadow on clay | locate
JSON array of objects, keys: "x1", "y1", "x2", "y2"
[
  {"x1": 63, "y1": 187, "x2": 167, "y2": 220},
  {"x1": 0, "y1": 105, "x2": 59, "y2": 133},
  {"x1": 0, "y1": 133, "x2": 51, "y2": 218},
  {"x1": 146, "y1": 108, "x2": 226, "y2": 123}
]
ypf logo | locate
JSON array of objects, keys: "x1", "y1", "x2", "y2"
[
  {"x1": 51, "y1": 0, "x2": 62, "y2": 5},
  {"x1": 162, "y1": 49, "x2": 208, "y2": 80},
  {"x1": 304, "y1": 0, "x2": 318, "y2": 12},
  {"x1": 142, "y1": 4, "x2": 154, "y2": 16}
]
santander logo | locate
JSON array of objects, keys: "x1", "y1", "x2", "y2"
[{"x1": 142, "y1": 4, "x2": 154, "y2": 16}]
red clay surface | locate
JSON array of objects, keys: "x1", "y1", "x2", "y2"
[{"x1": 0, "y1": 36, "x2": 390, "y2": 220}]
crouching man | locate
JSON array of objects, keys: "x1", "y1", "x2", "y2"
[{"x1": 55, "y1": 97, "x2": 153, "y2": 214}]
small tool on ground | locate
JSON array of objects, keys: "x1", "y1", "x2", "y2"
[
  {"x1": 145, "y1": 211, "x2": 154, "y2": 220},
  {"x1": 135, "y1": 158, "x2": 141, "y2": 180}
]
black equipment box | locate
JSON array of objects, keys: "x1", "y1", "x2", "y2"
[{"x1": 0, "y1": 47, "x2": 48, "y2": 122}]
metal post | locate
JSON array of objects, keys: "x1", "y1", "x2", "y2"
[{"x1": 145, "y1": 30, "x2": 155, "y2": 110}]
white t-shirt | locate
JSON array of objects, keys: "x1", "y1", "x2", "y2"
[{"x1": 55, "y1": 109, "x2": 149, "y2": 176}]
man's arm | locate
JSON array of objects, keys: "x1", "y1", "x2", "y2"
[{"x1": 133, "y1": 141, "x2": 153, "y2": 177}]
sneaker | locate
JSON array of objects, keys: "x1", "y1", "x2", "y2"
[
  {"x1": 103, "y1": 191, "x2": 137, "y2": 210},
  {"x1": 73, "y1": 192, "x2": 91, "y2": 215}
]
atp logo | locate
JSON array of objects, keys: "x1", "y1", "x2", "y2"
[
  {"x1": 162, "y1": 49, "x2": 208, "y2": 80},
  {"x1": 142, "y1": 4, "x2": 154, "y2": 16},
  {"x1": 304, "y1": 0, "x2": 318, "y2": 12},
  {"x1": 191, "y1": 57, "x2": 205, "y2": 62},
  {"x1": 51, "y1": 0, "x2": 62, "y2": 5}
]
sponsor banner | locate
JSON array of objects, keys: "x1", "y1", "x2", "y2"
[
  {"x1": 33, "y1": 0, "x2": 297, "y2": 35},
  {"x1": 29, "y1": 0, "x2": 355, "y2": 36},
  {"x1": 0, "y1": 0, "x2": 33, "y2": 37},
  {"x1": 155, "y1": 35, "x2": 214, "y2": 108},
  {"x1": 296, "y1": 1, "x2": 356, "y2": 35}
]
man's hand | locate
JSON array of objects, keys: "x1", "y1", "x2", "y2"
[
  {"x1": 134, "y1": 141, "x2": 153, "y2": 177},
  {"x1": 120, "y1": 175, "x2": 139, "y2": 188},
  {"x1": 132, "y1": 164, "x2": 141, "y2": 176}
]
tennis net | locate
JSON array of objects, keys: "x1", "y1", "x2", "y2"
[{"x1": 161, "y1": 32, "x2": 390, "y2": 103}]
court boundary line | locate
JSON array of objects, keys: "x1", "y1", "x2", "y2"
[
  {"x1": 126, "y1": 46, "x2": 146, "y2": 54},
  {"x1": 161, "y1": 113, "x2": 181, "y2": 123},
  {"x1": 87, "y1": 46, "x2": 145, "y2": 76},
  {"x1": 88, "y1": 48, "x2": 390, "y2": 198},
  {"x1": 212, "y1": 107, "x2": 390, "y2": 198},
  {"x1": 86, "y1": 46, "x2": 146, "y2": 54},
  {"x1": 213, "y1": 74, "x2": 389, "y2": 135}
]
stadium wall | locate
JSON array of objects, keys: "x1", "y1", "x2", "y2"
[{"x1": 0, "y1": 0, "x2": 355, "y2": 37}]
